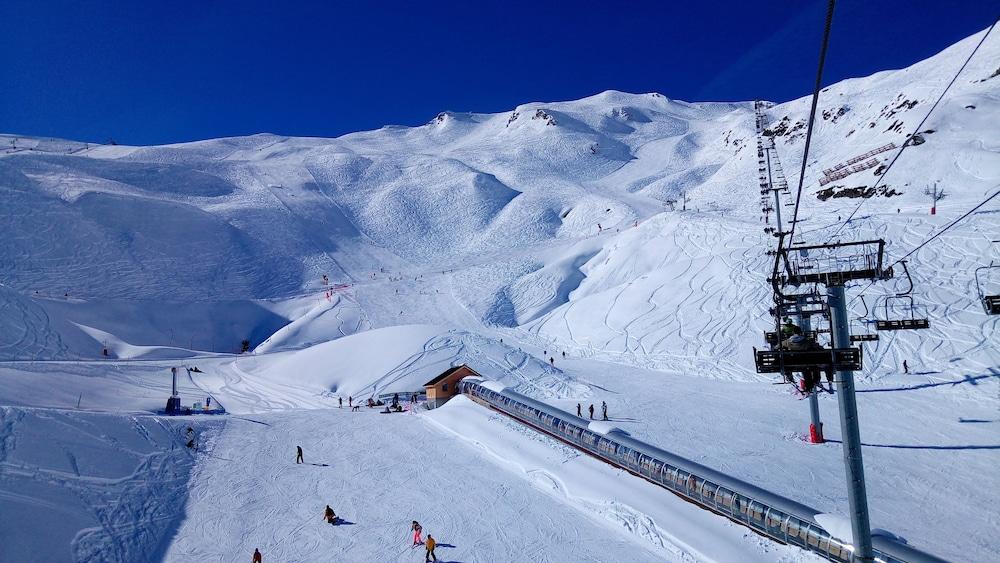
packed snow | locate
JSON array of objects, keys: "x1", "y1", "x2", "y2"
[{"x1": 1, "y1": 27, "x2": 998, "y2": 562}]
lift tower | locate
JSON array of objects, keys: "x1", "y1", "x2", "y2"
[{"x1": 755, "y1": 238, "x2": 893, "y2": 562}]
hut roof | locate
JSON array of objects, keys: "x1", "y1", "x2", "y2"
[{"x1": 423, "y1": 364, "x2": 479, "y2": 387}]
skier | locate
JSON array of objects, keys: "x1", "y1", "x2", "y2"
[
  {"x1": 323, "y1": 505, "x2": 337, "y2": 524},
  {"x1": 206, "y1": 396, "x2": 211, "y2": 408},
  {"x1": 411, "y1": 521, "x2": 423, "y2": 546},
  {"x1": 549, "y1": 357, "x2": 554, "y2": 366},
  {"x1": 562, "y1": 351, "x2": 566, "y2": 359},
  {"x1": 252, "y1": 548, "x2": 262, "y2": 563},
  {"x1": 576, "y1": 403, "x2": 582, "y2": 417},
  {"x1": 338, "y1": 397, "x2": 343, "y2": 408},
  {"x1": 903, "y1": 360, "x2": 909, "y2": 374},
  {"x1": 425, "y1": 534, "x2": 437, "y2": 562},
  {"x1": 602, "y1": 401, "x2": 608, "y2": 421},
  {"x1": 588, "y1": 404, "x2": 594, "y2": 419},
  {"x1": 296, "y1": 446, "x2": 304, "y2": 464},
  {"x1": 348, "y1": 396, "x2": 353, "y2": 408}
]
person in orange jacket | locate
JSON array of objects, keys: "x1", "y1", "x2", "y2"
[{"x1": 425, "y1": 534, "x2": 437, "y2": 562}]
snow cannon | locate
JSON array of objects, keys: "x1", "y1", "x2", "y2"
[{"x1": 165, "y1": 367, "x2": 182, "y2": 414}]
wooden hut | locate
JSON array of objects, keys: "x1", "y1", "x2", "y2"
[{"x1": 423, "y1": 364, "x2": 480, "y2": 409}]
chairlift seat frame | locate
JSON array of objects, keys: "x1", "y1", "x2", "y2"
[
  {"x1": 753, "y1": 347, "x2": 863, "y2": 374},
  {"x1": 975, "y1": 263, "x2": 1000, "y2": 315},
  {"x1": 875, "y1": 318, "x2": 929, "y2": 331},
  {"x1": 984, "y1": 295, "x2": 1000, "y2": 315},
  {"x1": 850, "y1": 333, "x2": 879, "y2": 342},
  {"x1": 873, "y1": 261, "x2": 930, "y2": 330},
  {"x1": 875, "y1": 294, "x2": 930, "y2": 331}
]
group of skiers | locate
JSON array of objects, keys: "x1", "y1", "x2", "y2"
[
  {"x1": 576, "y1": 401, "x2": 609, "y2": 421},
  {"x1": 542, "y1": 349, "x2": 567, "y2": 367},
  {"x1": 412, "y1": 520, "x2": 438, "y2": 561},
  {"x1": 336, "y1": 392, "x2": 419, "y2": 412},
  {"x1": 271, "y1": 447, "x2": 440, "y2": 562}
]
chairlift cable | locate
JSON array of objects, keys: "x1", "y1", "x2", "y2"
[
  {"x1": 888, "y1": 185, "x2": 1000, "y2": 267},
  {"x1": 786, "y1": 0, "x2": 836, "y2": 251},
  {"x1": 826, "y1": 17, "x2": 998, "y2": 242}
]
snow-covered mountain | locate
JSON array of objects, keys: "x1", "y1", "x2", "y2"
[{"x1": 0, "y1": 27, "x2": 997, "y2": 563}]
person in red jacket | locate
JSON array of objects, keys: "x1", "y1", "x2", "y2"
[
  {"x1": 411, "y1": 520, "x2": 423, "y2": 546},
  {"x1": 252, "y1": 548, "x2": 262, "y2": 562}
]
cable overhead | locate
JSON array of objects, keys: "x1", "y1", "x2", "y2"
[
  {"x1": 826, "y1": 17, "x2": 999, "y2": 242},
  {"x1": 786, "y1": 0, "x2": 836, "y2": 249},
  {"x1": 890, "y1": 186, "x2": 1000, "y2": 266}
]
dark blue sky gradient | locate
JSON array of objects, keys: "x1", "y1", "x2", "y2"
[{"x1": 0, "y1": 1, "x2": 995, "y2": 145}]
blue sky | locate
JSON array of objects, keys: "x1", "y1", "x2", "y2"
[{"x1": 0, "y1": 0, "x2": 995, "y2": 145}]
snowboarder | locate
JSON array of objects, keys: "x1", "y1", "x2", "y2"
[
  {"x1": 338, "y1": 397, "x2": 343, "y2": 408},
  {"x1": 903, "y1": 360, "x2": 909, "y2": 374},
  {"x1": 252, "y1": 548, "x2": 262, "y2": 563},
  {"x1": 296, "y1": 446, "x2": 304, "y2": 464},
  {"x1": 393, "y1": 393, "x2": 399, "y2": 407},
  {"x1": 562, "y1": 351, "x2": 566, "y2": 358},
  {"x1": 549, "y1": 357, "x2": 554, "y2": 366},
  {"x1": 588, "y1": 404, "x2": 594, "y2": 419},
  {"x1": 411, "y1": 521, "x2": 423, "y2": 546},
  {"x1": 425, "y1": 535, "x2": 437, "y2": 562},
  {"x1": 324, "y1": 505, "x2": 337, "y2": 524},
  {"x1": 576, "y1": 403, "x2": 582, "y2": 417},
  {"x1": 602, "y1": 401, "x2": 608, "y2": 421}
]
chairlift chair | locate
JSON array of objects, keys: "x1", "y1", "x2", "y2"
[
  {"x1": 850, "y1": 295, "x2": 880, "y2": 342},
  {"x1": 875, "y1": 261, "x2": 930, "y2": 330},
  {"x1": 974, "y1": 263, "x2": 1000, "y2": 315}
]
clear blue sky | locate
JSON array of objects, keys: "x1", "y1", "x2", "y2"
[{"x1": 1, "y1": 0, "x2": 995, "y2": 145}]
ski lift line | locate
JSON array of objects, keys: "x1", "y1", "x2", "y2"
[
  {"x1": 827, "y1": 17, "x2": 998, "y2": 242},
  {"x1": 785, "y1": 0, "x2": 836, "y2": 253}
]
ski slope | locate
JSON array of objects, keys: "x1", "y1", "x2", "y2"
[{"x1": 0, "y1": 27, "x2": 998, "y2": 563}]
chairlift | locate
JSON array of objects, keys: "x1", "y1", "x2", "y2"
[
  {"x1": 850, "y1": 295, "x2": 879, "y2": 342},
  {"x1": 974, "y1": 262, "x2": 1000, "y2": 315},
  {"x1": 875, "y1": 261, "x2": 930, "y2": 330}
]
